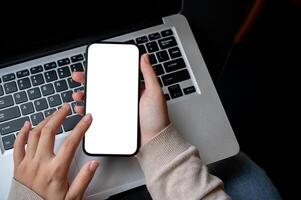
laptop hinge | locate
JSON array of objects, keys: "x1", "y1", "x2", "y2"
[{"x1": 0, "y1": 18, "x2": 163, "y2": 69}]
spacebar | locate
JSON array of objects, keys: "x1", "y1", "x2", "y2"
[{"x1": 0, "y1": 117, "x2": 30, "y2": 135}]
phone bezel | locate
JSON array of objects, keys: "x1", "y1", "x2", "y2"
[{"x1": 83, "y1": 42, "x2": 141, "y2": 156}]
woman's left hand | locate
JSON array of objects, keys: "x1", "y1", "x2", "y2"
[{"x1": 13, "y1": 103, "x2": 99, "y2": 200}]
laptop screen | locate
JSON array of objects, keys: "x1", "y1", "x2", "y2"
[{"x1": 0, "y1": 0, "x2": 181, "y2": 67}]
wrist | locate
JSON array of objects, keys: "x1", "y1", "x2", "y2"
[{"x1": 136, "y1": 124, "x2": 191, "y2": 173}]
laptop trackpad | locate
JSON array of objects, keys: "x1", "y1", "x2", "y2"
[{"x1": 74, "y1": 142, "x2": 145, "y2": 199}]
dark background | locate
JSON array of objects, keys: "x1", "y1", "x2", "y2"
[{"x1": 182, "y1": 0, "x2": 299, "y2": 199}]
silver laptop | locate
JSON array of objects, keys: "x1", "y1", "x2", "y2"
[{"x1": 0, "y1": 1, "x2": 239, "y2": 199}]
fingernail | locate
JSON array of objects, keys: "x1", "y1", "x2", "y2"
[
  {"x1": 83, "y1": 113, "x2": 92, "y2": 122},
  {"x1": 24, "y1": 121, "x2": 30, "y2": 127},
  {"x1": 89, "y1": 160, "x2": 100, "y2": 172},
  {"x1": 63, "y1": 103, "x2": 70, "y2": 109}
]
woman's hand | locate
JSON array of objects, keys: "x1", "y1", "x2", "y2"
[
  {"x1": 13, "y1": 104, "x2": 99, "y2": 200},
  {"x1": 72, "y1": 54, "x2": 170, "y2": 146}
]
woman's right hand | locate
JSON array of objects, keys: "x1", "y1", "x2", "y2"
[{"x1": 72, "y1": 54, "x2": 170, "y2": 146}]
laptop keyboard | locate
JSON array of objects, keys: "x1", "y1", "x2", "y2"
[
  {"x1": 0, "y1": 28, "x2": 195, "y2": 151},
  {"x1": 127, "y1": 29, "x2": 196, "y2": 100}
]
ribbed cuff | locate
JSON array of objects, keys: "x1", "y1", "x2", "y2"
[
  {"x1": 136, "y1": 124, "x2": 191, "y2": 174},
  {"x1": 8, "y1": 178, "x2": 43, "y2": 200}
]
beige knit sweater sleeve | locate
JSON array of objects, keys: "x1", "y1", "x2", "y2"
[
  {"x1": 8, "y1": 124, "x2": 230, "y2": 200},
  {"x1": 136, "y1": 124, "x2": 231, "y2": 200}
]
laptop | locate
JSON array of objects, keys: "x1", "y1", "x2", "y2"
[{"x1": 0, "y1": 1, "x2": 239, "y2": 199}]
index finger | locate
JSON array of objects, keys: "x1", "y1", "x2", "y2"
[
  {"x1": 35, "y1": 104, "x2": 71, "y2": 159},
  {"x1": 54, "y1": 114, "x2": 92, "y2": 171}
]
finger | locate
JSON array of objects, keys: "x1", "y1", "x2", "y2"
[
  {"x1": 66, "y1": 160, "x2": 99, "y2": 200},
  {"x1": 26, "y1": 115, "x2": 53, "y2": 158},
  {"x1": 72, "y1": 72, "x2": 85, "y2": 83},
  {"x1": 13, "y1": 121, "x2": 31, "y2": 166},
  {"x1": 55, "y1": 114, "x2": 92, "y2": 170},
  {"x1": 72, "y1": 92, "x2": 85, "y2": 102},
  {"x1": 140, "y1": 54, "x2": 160, "y2": 89},
  {"x1": 75, "y1": 106, "x2": 85, "y2": 115},
  {"x1": 35, "y1": 104, "x2": 71, "y2": 158}
]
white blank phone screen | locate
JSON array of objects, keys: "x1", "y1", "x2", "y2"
[{"x1": 84, "y1": 43, "x2": 139, "y2": 155}]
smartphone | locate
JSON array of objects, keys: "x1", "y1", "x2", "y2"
[{"x1": 84, "y1": 43, "x2": 140, "y2": 156}]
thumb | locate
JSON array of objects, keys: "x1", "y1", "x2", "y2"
[
  {"x1": 66, "y1": 160, "x2": 99, "y2": 200},
  {"x1": 140, "y1": 54, "x2": 160, "y2": 89}
]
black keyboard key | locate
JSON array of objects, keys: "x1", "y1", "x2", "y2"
[
  {"x1": 156, "y1": 50, "x2": 169, "y2": 62},
  {"x1": 163, "y1": 58, "x2": 186, "y2": 73},
  {"x1": 44, "y1": 108, "x2": 56, "y2": 117},
  {"x1": 138, "y1": 45, "x2": 147, "y2": 55},
  {"x1": 2, "y1": 134, "x2": 15, "y2": 150},
  {"x1": 0, "y1": 85, "x2": 4, "y2": 96},
  {"x1": 31, "y1": 74, "x2": 45, "y2": 86},
  {"x1": 158, "y1": 77, "x2": 163, "y2": 87},
  {"x1": 61, "y1": 90, "x2": 73, "y2": 103},
  {"x1": 161, "y1": 29, "x2": 173, "y2": 37},
  {"x1": 41, "y1": 83, "x2": 55, "y2": 96},
  {"x1": 57, "y1": 66, "x2": 71, "y2": 78},
  {"x1": 168, "y1": 47, "x2": 182, "y2": 58},
  {"x1": 146, "y1": 41, "x2": 159, "y2": 53},
  {"x1": 152, "y1": 64, "x2": 165, "y2": 75},
  {"x1": 0, "y1": 106, "x2": 21, "y2": 123},
  {"x1": 71, "y1": 102, "x2": 77, "y2": 113},
  {"x1": 168, "y1": 84, "x2": 183, "y2": 99},
  {"x1": 14, "y1": 91, "x2": 28, "y2": 104},
  {"x1": 162, "y1": 69, "x2": 191, "y2": 86},
  {"x1": 30, "y1": 65, "x2": 43, "y2": 74},
  {"x1": 20, "y1": 102, "x2": 34, "y2": 115},
  {"x1": 54, "y1": 80, "x2": 68, "y2": 92},
  {"x1": 27, "y1": 87, "x2": 41, "y2": 100},
  {"x1": 30, "y1": 112, "x2": 44, "y2": 126},
  {"x1": 48, "y1": 94, "x2": 62, "y2": 107},
  {"x1": 183, "y1": 86, "x2": 196, "y2": 95},
  {"x1": 149, "y1": 54, "x2": 157, "y2": 65},
  {"x1": 0, "y1": 116, "x2": 29, "y2": 136},
  {"x1": 34, "y1": 98, "x2": 48, "y2": 111},
  {"x1": 44, "y1": 70, "x2": 58, "y2": 82},
  {"x1": 164, "y1": 93, "x2": 170, "y2": 101},
  {"x1": 4, "y1": 82, "x2": 17, "y2": 94},
  {"x1": 71, "y1": 54, "x2": 84, "y2": 63},
  {"x1": 2, "y1": 73, "x2": 16, "y2": 82},
  {"x1": 74, "y1": 87, "x2": 84, "y2": 92},
  {"x1": 57, "y1": 58, "x2": 70, "y2": 66},
  {"x1": 16, "y1": 69, "x2": 30, "y2": 78},
  {"x1": 148, "y1": 32, "x2": 161, "y2": 40},
  {"x1": 70, "y1": 63, "x2": 84, "y2": 72},
  {"x1": 0, "y1": 95, "x2": 14, "y2": 109},
  {"x1": 44, "y1": 62, "x2": 57, "y2": 70},
  {"x1": 17, "y1": 78, "x2": 31, "y2": 90},
  {"x1": 67, "y1": 78, "x2": 81, "y2": 88},
  {"x1": 158, "y1": 36, "x2": 177, "y2": 49},
  {"x1": 136, "y1": 36, "x2": 148, "y2": 44},
  {"x1": 63, "y1": 115, "x2": 82, "y2": 132}
]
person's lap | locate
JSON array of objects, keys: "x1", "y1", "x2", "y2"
[{"x1": 208, "y1": 152, "x2": 282, "y2": 200}]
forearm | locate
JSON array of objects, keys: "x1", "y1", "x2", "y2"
[{"x1": 136, "y1": 124, "x2": 231, "y2": 200}]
